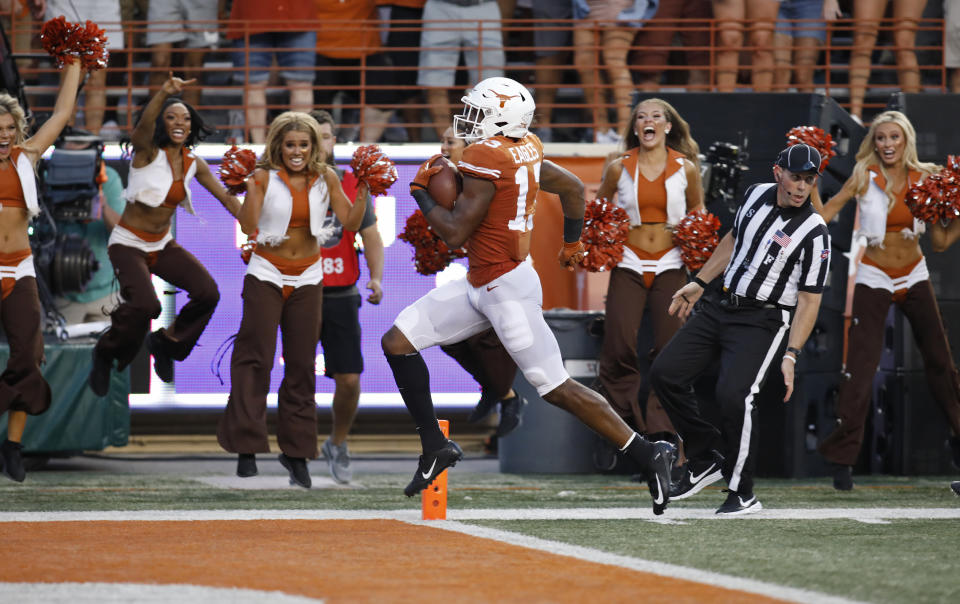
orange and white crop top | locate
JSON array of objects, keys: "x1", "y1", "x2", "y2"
[
  {"x1": 0, "y1": 148, "x2": 40, "y2": 217},
  {"x1": 858, "y1": 165, "x2": 924, "y2": 245},
  {"x1": 277, "y1": 170, "x2": 311, "y2": 228},
  {"x1": 126, "y1": 146, "x2": 198, "y2": 215},
  {"x1": 160, "y1": 148, "x2": 195, "y2": 210},
  {"x1": 0, "y1": 149, "x2": 26, "y2": 209},
  {"x1": 615, "y1": 147, "x2": 688, "y2": 227},
  {"x1": 256, "y1": 169, "x2": 329, "y2": 246}
]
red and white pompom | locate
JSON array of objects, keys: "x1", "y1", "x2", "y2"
[
  {"x1": 905, "y1": 158, "x2": 960, "y2": 223},
  {"x1": 785, "y1": 126, "x2": 837, "y2": 171},
  {"x1": 219, "y1": 145, "x2": 258, "y2": 196},
  {"x1": 580, "y1": 198, "x2": 629, "y2": 272},
  {"x1": 41, "y1": 17, "x2": 109, "y2": 71},
  {"x1": 351, "y1": 145, "x2": 398, "y2": 196},
  {"x1": 673, "y1": 210, "x2": 722, "y2": 271},
  {"x1": 398, "y1": 210, "x2": 465, "y2": 275}
]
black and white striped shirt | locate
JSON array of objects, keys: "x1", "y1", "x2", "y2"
[{"x1": 722, "y1": 183, "x2": 831, "y2": 308}]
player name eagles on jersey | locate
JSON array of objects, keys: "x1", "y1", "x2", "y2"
[{"x1": 457, "y1": 133, "x2": 544, "y2": 287}]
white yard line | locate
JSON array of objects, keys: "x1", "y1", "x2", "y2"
[{"x1": 412, "y1": 519, "x2": 866, "y2": 604}]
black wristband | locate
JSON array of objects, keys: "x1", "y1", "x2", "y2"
[
  {"x1": 785, "y1": 346, "x2": 802, "y2": 358},
  {"x1": 693, "y1": 276, "x2": 709, "y2": 289},
  {"x1": 411, "y1": 188, "x2": 438, "y2": 215},
  {"x1": 563, "y1": 216, "x2": 584, "y2": 243}
]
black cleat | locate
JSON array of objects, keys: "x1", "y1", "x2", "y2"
[
  {"x1": 237, "y1": 453, "x2": 258, "y2": 478},
  {"x1": 146, "y1": 330, "x2": 174, "y2": 383},
  {"x1": 495, "y1": 394, "x2": 527, "y2": 438},
  {"x1": 88, "y1": 347, "x2": 112, "y2": 397},
  {"x1": 832, "y1": 464, "x2": 854, "y2": 491},
  {"x1": 279, "y1": 453, "x2": 311, "y2": 489},
  {"x1": 1, "y1": 439, "x2": 25, "y2": 483},
  {"x1": 951, "y1": 481, "x2": 960, "y2": 497},
  {"x1": 669, "y1": 451, "x2": 724, "y2": 501},
  {"x1": 404, "y1": 439, "x2": 463, "y2": 497},
  {"x1": 467, "y1": 391, "x2": 499, "y2": 423},
  {"x1": 645, "y1": 440, "x2": 676, "y2": 515},
  {"x1": 716, "y1": 490, "x2": 763, "y2": 515}
]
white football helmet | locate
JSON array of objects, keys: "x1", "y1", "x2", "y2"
[{"x1": 454, "y1": 77, "x2": 536, "y2": 140}]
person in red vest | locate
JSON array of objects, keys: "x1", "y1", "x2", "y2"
[{"x1": 310, "y1": 110, "x2": 384, "y2": 484}]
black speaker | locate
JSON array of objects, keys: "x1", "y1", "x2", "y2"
[
  {"x1": 756, "y1": 370, "x2": 840, "y2": 478},
  {"x1": 819, "y1": 169, "x2": 858, "y2": 252},
  {"x1": 818, "y1": 243, "x2": 850, "y2": 314},
  {"x1": 885, "y1": 92, "x2": 960, "y2": 162},
  {"x1": 871, "y1": 368, "x2": 957, "y2": 475},
  {"x1": 919, "y1": 236, "x2": 960, "y2": 303}
]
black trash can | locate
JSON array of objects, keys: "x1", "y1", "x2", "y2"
[{"x1": 499, "y1": 309, "x2": 604, "y2": 473}]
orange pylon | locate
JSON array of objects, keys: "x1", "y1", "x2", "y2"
[{"x1": 421, "y1": 419, "x2": 450, "y2": 520}]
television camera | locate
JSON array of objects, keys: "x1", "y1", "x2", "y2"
[
  {"x1": 700, "y1": 138, "x2": 750, "y2": 212},
  {"x1": 29, "y1": 131, "x2": 103, "y2": 333}
]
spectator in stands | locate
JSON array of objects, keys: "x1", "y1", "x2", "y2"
[
  {"x1": 572, "y1": 0, "x2": 658, "y2": 144},
  {"x1": 945, "y1": 0, "x2": 960, "y2": 93},
  {"x1": 530, "y1": 0, "x2": 573, "y2": 142},
  {"x1": 315, "y1": 0, "x2": 395, "y2": 143},
  {"x1": 817, "y1": 110, "x2": 960, "y2": 489},
  {"x1": 773, "y1": 0, "x2": 837, "y2": 92},
  {"x1": 226, "y1": 1, "x2": 316, "y2": 143},
  {"x1": 846, "y1": 0, "x2": 926, "y2": 123},
  {"x1": 37, "y1": 0, "x2": 124, "y2": 135},
  {"x1": 711, "y1": 0, "x2": 781, "y2": 92},
  {"x1": 52, "y1": 130, "x2": 125, "y2": 324},
  {"x1": 310, "y1": 109, "x2": 384, "y2": 484},
  {"x1": 146, "y1": 0, "x2": 222, "y2": 109},
  {"x1": 417, "y1": 0, "x2": 505, "y2": 138},
  {"x1": 377, "y1": 0, "x2": 427, "y2": 142},
  {"x1": 633, "y1": 0, "x2": 712, "y2": 91}
]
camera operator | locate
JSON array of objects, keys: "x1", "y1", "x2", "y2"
[{"x1": 51, "y1": 131, "x2": 125, "y2": 324}]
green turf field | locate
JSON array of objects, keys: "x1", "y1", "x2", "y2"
[{"x1": 3, "y1": 464, "x2": 958, "y2": 603}]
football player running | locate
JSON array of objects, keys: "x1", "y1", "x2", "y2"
[{"x1": 382, "y1": 77, "x2": 676, "y2": 514}]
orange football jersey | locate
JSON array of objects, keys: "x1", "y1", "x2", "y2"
[{"x1": 458, "y1": 134, "x2": 544, "y2": 287}]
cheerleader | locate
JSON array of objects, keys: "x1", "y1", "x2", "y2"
[
  {"x1": 88, "y1": 74, "x2": 241, "y2": 396},
  {"x1": 217, "y1": 112, "x2": 368, "y2": 488}
]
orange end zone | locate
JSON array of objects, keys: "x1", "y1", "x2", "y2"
[{"x1": 1, "y1": 519, "x2": 788, "y2": 603}]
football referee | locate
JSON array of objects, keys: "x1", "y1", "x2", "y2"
[{"x1": 649, "y1": 143, "x2": 831, "y2": 515}]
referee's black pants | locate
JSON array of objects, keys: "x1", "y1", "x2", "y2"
[{"x1": 650, "y1": 296, "x2": 791, "y2": 495}]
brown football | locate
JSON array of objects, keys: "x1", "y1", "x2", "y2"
[{"x1": 427, "y1": 156, "x2": 462, "y2": 210}]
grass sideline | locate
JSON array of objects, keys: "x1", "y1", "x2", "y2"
[{"x1": 2, "y1": 464, "x2": 958, "y2": 603}]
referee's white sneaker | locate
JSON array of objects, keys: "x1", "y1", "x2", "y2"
[
  {"x1": 716, "y1": 490, "x2": 763, "y2": 516},
  {"x1": 669, "y1": 451, "x2": 724, "y2": 500}
]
